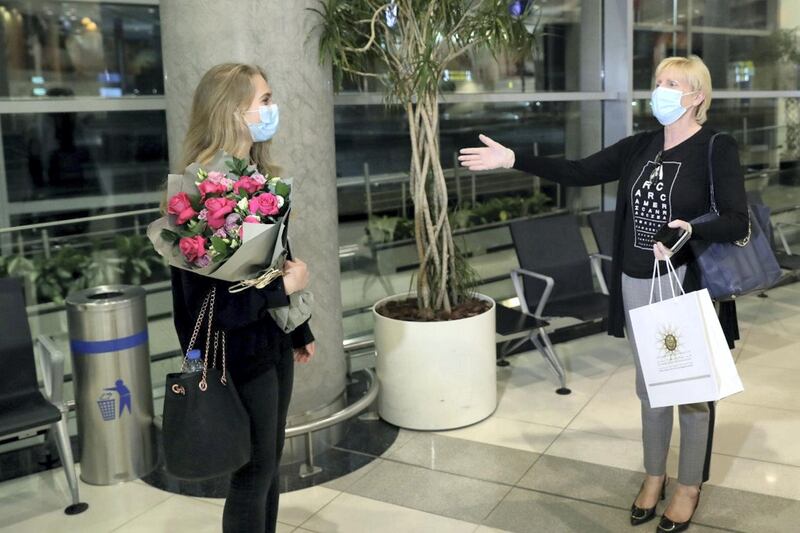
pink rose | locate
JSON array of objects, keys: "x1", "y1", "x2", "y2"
[
  {"x1": 207, "y1": 171, "x2": 227, "y2": 184},
  {"x1": 251, "y1": 172, "x2": 267, "y2": 186},
  {"x1": 198, "y1": 180, "x2": 227, "y2": 197},
  {"x1": 204, "y1": 197, "x2": 237, "y2": 229},
  {"x1": 179, "y1": 236, "x2": 207, "y2": 263},
  {"x1": 207, "y1": 171, "x2": 235, "y2": 191},
  {"x1": 244, "y1": 215, "x2": 261, "y2": 224},
  {"x1": 233, "y1": 176, "x2": 262, "y2": 195},
  {"x1": 167, "y1": 192, "x2": 197, "y2": 225},
  {"x1": 249, "y1": 193, "x2": 280, "y2": 217}
]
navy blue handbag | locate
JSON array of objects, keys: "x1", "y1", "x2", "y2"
[{"x1": 690, "y1": 133, "x2": 782, "y2": 301}]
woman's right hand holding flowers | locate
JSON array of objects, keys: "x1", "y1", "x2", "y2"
[{"x1": 282, "y1": 259, "x2": 309, "y2": 295}]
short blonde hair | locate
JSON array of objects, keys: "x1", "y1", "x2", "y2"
[{"x1": 655, "y1": 55, "x2": 713, "y2": 125}]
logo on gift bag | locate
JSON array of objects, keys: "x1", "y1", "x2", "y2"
[
  {"x1": 97, "y1": 379, "x2": 132, "y2": 421},
  {"x1": 655, "y1": 324, "x2": 691, "y2": 369}
]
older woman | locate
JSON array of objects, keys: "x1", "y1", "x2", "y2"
[{"x1": 459, "y1": 55, "x2": 747, "y2": 533}]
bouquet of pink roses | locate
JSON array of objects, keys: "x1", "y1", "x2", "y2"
[{"x1": 147, "y1": 151, "x2": 292, "y2": 283}]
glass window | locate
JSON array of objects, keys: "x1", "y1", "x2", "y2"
[
  {"x1": 633, "y1": 97, "x2": 800, "y2": 212},
  {"x1": 634, "y1": 0, "x2": 800, "y2": 91},
  {"x1": 1, "y1": 110, "x2": 168, "y2": 202},
  {"x1": 0, "y1": 1, "x2": 163, "y2": 98},
  {"x1": 338, "y1": 0, "x2": 600, "y2": 94}
]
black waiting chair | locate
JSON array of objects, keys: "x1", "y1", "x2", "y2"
[
  {"x1": 500, "y1": 214, "x2": 610, "y2": 394},
  {"x1": 747, "y1": 191, "x2": 800, "y2": 273},
  {"x1": 588, "y1": 210, "x2": 616, "y2": 294},
  {"x1": 0, "y1": 277, "x2": 88, "y2": 515}
]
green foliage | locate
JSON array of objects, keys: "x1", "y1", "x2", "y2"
[
  {"x1": 364, "y1": 215, "x2": 415, "y2": 244},
  {"x1": 210, "y1": 236, "x2": 232, "y2": 262},
  {"x1": 370, "y1": 191, "x2": 551, "y2": 242},
  {"x1": 314, "y1": 0, "x2": 538, "y2": 102},
  {"x1": 225, "y1": 156, "x2": 253, "y2": 177},
  {"x1": 1, "y1": 233, "x2": 168, "y2": 305},
  {"x1": 313, "y1": 0, "x2": 540, "y2": 313},
  {"x1": 114, "y1": 234, "x2": 168, "y2": 286}
]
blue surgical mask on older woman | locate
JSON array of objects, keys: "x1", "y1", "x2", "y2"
[
  {"x1": 247, "y1": 104, "x2": 279, "y2": 142},
  {"x1": 650, "y1": 87, "x2": 698, "y2": 126}
]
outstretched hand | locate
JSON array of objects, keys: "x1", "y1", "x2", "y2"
[{"x1": 458, "y1": 134, "x2": 515, "y2": 171}]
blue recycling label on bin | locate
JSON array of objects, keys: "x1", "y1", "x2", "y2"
[
  {"x1": 71, "y1": 330, "x2": 149, "y2": 355},
  {"x1": 97, "y1": 379, "x2": 132, "y2": 421}
]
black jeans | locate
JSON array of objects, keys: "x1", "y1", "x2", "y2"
[{"x1": 223, "y1": 349, "x2": 294, "y2": 533}]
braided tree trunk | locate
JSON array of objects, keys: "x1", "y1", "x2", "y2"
[{"x1": 406, "y1": 94, "x2": 458, "y2": 317}]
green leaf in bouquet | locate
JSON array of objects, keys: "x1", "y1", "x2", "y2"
[
  {"x1": 274, "y1": 181, "x2": 291, "y2": 197},
  {"x1": 187, "y1": 220, "x2": 208, "y2": 236},
  {"x1": 188, "y1": 194, "x2": 203, "y2": 212},
  {"x1": 211, "y1": 236, "x2": 229, "y2": 254},
  {"x1": 160, "y1": 229, "x2": 180, "y2": 243}
]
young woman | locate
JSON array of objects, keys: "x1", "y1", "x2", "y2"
[
  {"x1": 460, "y1": 56, "x2": 747, "y2": 532},
  {"x1": 170, "y1": 63, "x2": 315, "y2": 533}
]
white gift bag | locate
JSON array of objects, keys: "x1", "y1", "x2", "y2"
[{"x1": 628, "y1": 259, "x2": 744, "y2": 408}]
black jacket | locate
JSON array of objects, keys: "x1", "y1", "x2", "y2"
[
  {"x1": 171, "y1": 267, "x2": 315, "y2": 384},
  {"x1": 513, "y1": 128, "x2": 748, "y2": 347}
]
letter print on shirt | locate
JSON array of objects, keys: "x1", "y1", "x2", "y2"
[{"x1": 630, "y1": 157, "x2": 681, "y2": 250}]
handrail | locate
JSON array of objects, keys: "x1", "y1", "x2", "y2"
[
  {"x1": 285, "y1": 368, "x2": 378, "y2": 439},
  {"x1": 0, "y1": 208, "x2": 160, "y2": 234}
]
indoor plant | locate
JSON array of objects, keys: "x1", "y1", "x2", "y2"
[{"x1": 314, "y1": 0, "x2": 538, "y2": 429}]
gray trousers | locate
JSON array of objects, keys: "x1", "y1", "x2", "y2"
[{"x1": 622, "y1": 267, "x2": 715, "y2": 486}]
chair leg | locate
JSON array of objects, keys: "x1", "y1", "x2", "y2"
[
  {"x1": 497, "y1": 336, "x2": 529, "y2": 366},
  {"x1": 377, "y1": 272, "x2": 395, "y2": 297},
  {"x1": 51, "y1": 416, "x2": 88, "y2": 515},
  {"x1": 535, "y1": 328, "x2": 571, "y2": 395}
]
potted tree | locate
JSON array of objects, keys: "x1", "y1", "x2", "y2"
[{"x1": 314, "y1": 0, "x2": 537, "y2": 429}]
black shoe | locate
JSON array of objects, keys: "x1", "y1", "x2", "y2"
[
  {"x1": 656, "y1": 486, "x2": 701, "y2": 532},
  {"x1": 630, "y1": 476, "x2": 667, "y2": 526}
]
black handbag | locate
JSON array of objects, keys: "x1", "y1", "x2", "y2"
[
  {"x1": 690, "y1": 133, "x2": 782, "y2": 301},
  {"x1": 162, "y1": 286, "x2": 251, "y2": 480}
]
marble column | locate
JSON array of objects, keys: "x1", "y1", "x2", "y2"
[{"x1": 160, "y1": 1, "x2": 345, "y2": 421}]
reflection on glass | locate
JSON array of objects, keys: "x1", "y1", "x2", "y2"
[
  {"x1": 339, "y1": 0, "x2": 596, "y2": 93},
  {"x1": 634, "y1": 1, "x2": 681, "y2": 25},
  {"x1": 690, "y1": 0, "x2": 771, "y2": 29},
  {"x1": 2, "y1": 110, "x2": 168, "y2": 202},
  {"x1": 0, "y1": 1, "x2": 163, "y2": 98},
  {"x1": 335, "y1": 101, "x2": 598, "y2": 178},
  {"x1": 634, "y1": 0, "x2": 800, "y2": 90}
]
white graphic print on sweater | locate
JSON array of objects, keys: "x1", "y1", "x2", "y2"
[{"x1": 630, "y1": 158, "x2": 681, "y2": 250}]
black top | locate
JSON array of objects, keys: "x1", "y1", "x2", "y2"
[
  {"x1": 171, "y1": 267, "x2": 315, "y2": 385},
  {"x1": 513, "y1": 128, "x2": 748, "y2": 344}
]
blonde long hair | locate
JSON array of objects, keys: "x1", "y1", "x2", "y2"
[{"x1": 181, "y1": 63, "x2": 279, "y2": 175}]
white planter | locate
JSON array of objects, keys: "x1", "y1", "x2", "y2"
[{"x1": 374, "y1": 293, "x2": 497, "y2": 430}]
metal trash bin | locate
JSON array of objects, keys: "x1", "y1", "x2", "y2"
[{"x1": 66, "y1": 285, "x2": 155, "y2": 485}]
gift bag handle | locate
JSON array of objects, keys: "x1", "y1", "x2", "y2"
[{"x1": 649, "y1": 258, "x2": 686, "y2": 304}]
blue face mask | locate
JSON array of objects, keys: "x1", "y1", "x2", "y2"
[
  {"x1": 650, "y1": 87, "x2": 698, "y2": 126},
  {"x1": 247, "y1": 104, "x2": 279, "y2": 142}
]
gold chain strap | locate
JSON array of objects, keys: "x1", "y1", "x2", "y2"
[
  {"x1": 182, "y1": 290, "x2": 211, "y2": 371},
  {"x1": 733, "y1": 211, "x2": 752, "y2": 248},
  {"x1": 180, "y1": 286, "x2": 229, "y2": 392}
]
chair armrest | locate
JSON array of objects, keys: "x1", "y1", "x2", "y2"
[
  {"x1": 589, "y1": 253, "x2": 612, "y2": 295},
  {"x1": 774, "y1": 223, "x2": 798, "y2": 255},
  {"x1": 36, "y1": 335, "x2": 66, "y2": 408},
  {"x1": 510, "y1": 268, "x2": 554, "y2": 318}
]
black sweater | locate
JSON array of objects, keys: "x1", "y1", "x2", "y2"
[
  {"x1": 513, "y1": 128, "x2": 748, "y2": 345},
  {"x1": 171, "y1": 267, "x2": 315, "y2": 385}
]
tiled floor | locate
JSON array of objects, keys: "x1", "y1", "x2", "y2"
[{"x1": 2, "y1": 283, "x2": 800, "y2": 532}]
